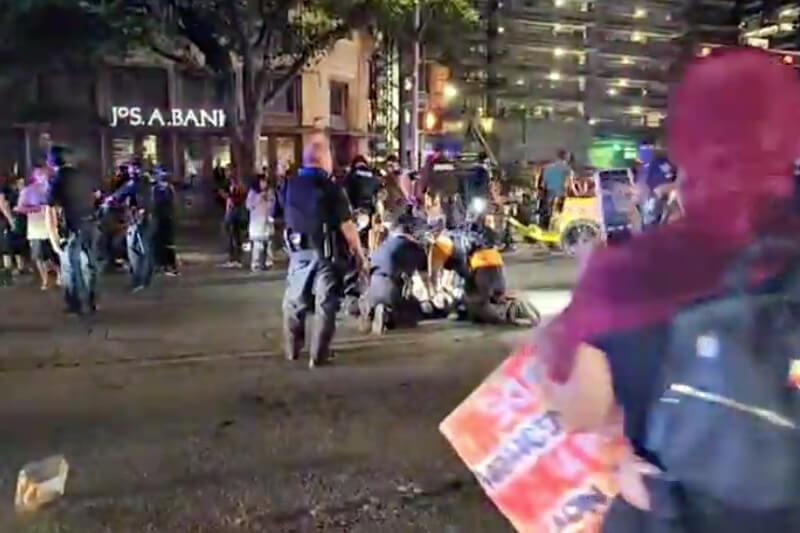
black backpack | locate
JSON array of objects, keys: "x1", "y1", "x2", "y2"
[{"x1": 646, "y1": 239, "x2": 800, "y2": 523}]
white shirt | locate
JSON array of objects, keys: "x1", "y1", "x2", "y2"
[{"x1": 246, "y1": 189, "x2": 274, "y2": 239}]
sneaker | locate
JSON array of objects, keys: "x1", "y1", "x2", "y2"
[
  {"x1": 132, "y1": 285, "x2": 146, "y2": 294},
  {"x1": 164, "y1": 270, "x2": 180, "y2": 277},
  {"x1": 372, "y1": 304, "x2": 387, "y2": 336},
  {"x1": 308, "y1": 355, "x2": 334, "y2": 370},
  {"x1": 264, "y1": 261, "x2": 274, "y2": 270}
]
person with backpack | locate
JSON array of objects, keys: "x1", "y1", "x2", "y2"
[{"x1": 535, "y1": 49, "x2": 800, "y2": 532}]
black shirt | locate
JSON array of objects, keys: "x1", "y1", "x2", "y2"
[
  {"x1": 47, "y1": 166, "x2": 95, "y2": 233},
  {"x1": 370, "y1": 234, "x2": 427, "y2": 279},
  {"x1": 344, "y1": 165, "x2": 380, "y2": 211}
]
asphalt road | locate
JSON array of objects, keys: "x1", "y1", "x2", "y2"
[{"x1": 0, "y1": 254, "x2": 576, "y2": 533}]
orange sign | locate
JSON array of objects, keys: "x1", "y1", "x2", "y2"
[{"x1": 440, "y1": 344, "x2": 628, "y2": 532}]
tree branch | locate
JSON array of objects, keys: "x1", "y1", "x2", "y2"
[
  {"x1": 260, "y1": 23, "x2": 352, "y2": 105},
  {"x1": 149, "y1": 42, "x2": 187, "y2": 64},
  {"x1": 225, "y1": 0, "x2": 249, "y2": 53}
]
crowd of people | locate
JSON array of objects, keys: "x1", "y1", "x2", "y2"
[{"x1": 0, "y1": 149, "x2": 180, "y2": 313}]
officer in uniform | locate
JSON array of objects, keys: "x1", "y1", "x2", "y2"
[
  {"x1": 341, "y1": 155, "x2": 380, "y2": 315},
  {"x1": 343, "y1": 155, "x2": 380, "y2": 220},
  {"x1": 272, "y1": 135, "x2": 368, "y2": 368},
  {"x1": 360, "y1": 216, "x2": 428, "y2": 335},
  {"x1": 45, "y1": 146, "x2": 99, "y2": 315}
]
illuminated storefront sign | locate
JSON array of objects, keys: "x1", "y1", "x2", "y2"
[{"x1": 110, "y1": 106, "x2": 226, "y2": 128}]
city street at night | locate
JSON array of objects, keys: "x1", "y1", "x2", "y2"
[{"x1": 1, "y1": 251, "x2": 575, "y2": 533}]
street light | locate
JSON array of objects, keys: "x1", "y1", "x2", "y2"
[{"x1": 443, "y1": 83, "x2": 459, "y2": 102}]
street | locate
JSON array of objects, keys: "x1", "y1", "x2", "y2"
[{"x1": 0, "y1": 253, "x2": 576, "y2": 533}]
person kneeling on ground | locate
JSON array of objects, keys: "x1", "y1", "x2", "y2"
[{"x1": 360, "y1": 217, "x2": 429, "y2": 335}]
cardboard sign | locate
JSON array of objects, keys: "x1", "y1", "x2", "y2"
[{"x1": 440, "y1": 344, "x2": 628, "y2": 533}]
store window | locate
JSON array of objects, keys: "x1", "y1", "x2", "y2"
[
  {"x1": 112, "y1": 136, "x2": 135, "y2": 169},
  {"x1": 276, "y1": 137, "x2": 297, "y2": 172},
  {"x1": 211, "y1": 138, "x2": 232, "y2": 169},
  {"x1": 142, "y1": 135, "x2": 158, "y2": 166}
]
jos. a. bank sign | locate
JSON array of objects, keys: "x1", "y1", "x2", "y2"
[{"x1": 109, "y1": 106, "x2": 227, "y2": 129}]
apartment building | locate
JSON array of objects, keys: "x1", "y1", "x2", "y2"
[
  {"x1": 443, "y1": 0, "x2": 737, "y2": 162},
  {"x1": 739, "y1": 0, "x2": 800, "y2": 50}
]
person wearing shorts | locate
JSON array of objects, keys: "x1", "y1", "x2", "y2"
[{"x1": 16, "y1": 166, "x2": 54, "y2": 289}]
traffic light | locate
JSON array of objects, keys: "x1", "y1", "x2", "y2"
[{"x1": 422, "y1": 109, "x2": 441, "y2": 132}]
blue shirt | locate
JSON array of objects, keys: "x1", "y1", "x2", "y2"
[
  {"x1": 637, "y1": 157, "x2": 675, "y2": 192},
  {"x1": 542, "y1": 160, "x2": 571, "y2": 197},
  {"x1": 271, "y1": 167, "x2": 351, "y2": 236}
]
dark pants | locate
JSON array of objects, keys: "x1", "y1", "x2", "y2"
[
  {"x1": 342, "y1": 258, "x2": 367, "y2": 316},
  {"x1": 283, "y1": 250, "x2": 341, "y2": 363},
  {"x1": 225, "y1": 210, "x2": 246, "y2": 263},
  {"x1": 153, "y1": 215, "x2": 177, "y2": 270},
  {"x1": 61, "y1": 223, "x2": 98, "y2": 314},
  {"x1": 366, "y1": 273, "x2": 421, "y2": 329},
  {"x1": 127, "y1": 219, "x2": 154, "y2": 289}
]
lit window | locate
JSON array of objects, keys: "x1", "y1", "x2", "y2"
[
  {"x1": 549, "y1": 71, "x2": 562, "y2": 81},
  {"x1": 516, "y1": 78, "x2": 525, "y2": 86},
  {"x1": 634, "y1": 7, "x2": 647, "y2": 19},
  {"x1": 554, "y1": 0, "x2": 565, "y2": 7},
  {"x1": 554, "y1": 48, "x2": 565, "y2": 57},
  {"x1": 631, "y1": 31, "x2": 645, "y2": 43},
  {"x1": 621, "y1": 56, "x2": 634, "y2": 65},
  {"x1": 607, "y1": 88, "x2": 619, "y2": 96},
  {"x1": 630, "y1": 106, "x2": 643, "y2": 115},
  {"x1": 618, "y1": 78, "x2": 629, "y2": 87}
]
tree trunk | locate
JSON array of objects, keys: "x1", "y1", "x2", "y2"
[{"x1": 231, "y1": 94, "x2": 265, "y2": 178}]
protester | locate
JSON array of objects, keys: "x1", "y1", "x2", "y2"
[
  {"x1": 0, "y1": 174, "x2": 24, "y2": 278},
  {"x1": 151, "y1": 167, "x2": 179, "y2": 276},
  {"x1": 46, "y1": 146, "x2": 98, "y2": 316},
  {"x1": 537, "y1": 49, "x2": 800, "y2": 532},
  {"x1": 246, "y1": 174, "x2": 275, "y2": 272},
  {"x1": 541, "y1": 149, "x2": 573, "y2": 228},
  {"x1": 222, "y1": 171, "x2": 247, "y2": 268},
  {"x1": 15, "y1": 166, "x2": 54, "y2": 289}
]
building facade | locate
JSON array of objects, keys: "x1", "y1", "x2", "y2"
[
  {"x1": 739, "y1": 0, "x2": 800, "y2": 50},
  {"x1": 0, "y1": 32, "x2": 373, "y2": 182},
  {"x1": 439, "y1": 0, "x2": 737, "y2": 163}
]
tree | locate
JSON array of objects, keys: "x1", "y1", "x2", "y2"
[
  {"x1": 123, "y1": 0, "x2": 475, "y2": 174},
  {"x1": 0, "y1": 0, "x2": 130, "y2": 103}
]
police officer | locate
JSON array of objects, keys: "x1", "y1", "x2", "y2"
[
  {"x1": 45, "y1": 146, "x2": 99, "y2": 315},
  {"x1": 105, "y1": 160, "x2": 155, "y2": 291},
  {"x1": 343, "y1": 155, "x2": 380, "y2": 218},
  {"x1": 272, "y1": 135, "x2": 368, "y2": 368},
  {"x1": 341, "y1": 155, "x2": 380, "y2": 313},
  {"x1": 360, "y1": 216, "x2": 428, "y2": 335}
]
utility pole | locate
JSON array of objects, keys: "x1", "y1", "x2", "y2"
[{"x1": 410, "y1": 0, "x2": 422, "y2": 171}]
